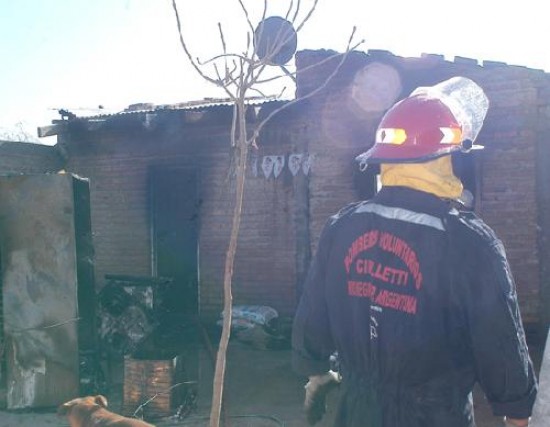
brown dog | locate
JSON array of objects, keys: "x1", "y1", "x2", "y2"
[{"x1": 58, "y1": 395, "x2": 155, "y2": 427}]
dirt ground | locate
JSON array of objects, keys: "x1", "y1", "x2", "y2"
[{"x1": 0, "y1": 330, "x2": 545, "y2": 427}]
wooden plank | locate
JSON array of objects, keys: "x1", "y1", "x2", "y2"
[{"x1": 37, "y1": 123, "x2": 66, "y2": 138}]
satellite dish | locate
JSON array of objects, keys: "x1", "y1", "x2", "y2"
[{"x1": 254, "y1": 16, "x2": 297, "y2": 66}]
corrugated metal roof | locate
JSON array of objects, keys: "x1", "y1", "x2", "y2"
[{"x1": 73, "y1": 96, "x2": 289, "y2": 120}]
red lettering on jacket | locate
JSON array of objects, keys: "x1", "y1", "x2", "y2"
[
  {"x1": 378, "y1": 232, "x2": 423, "y2": 290},
  {"x1": 374, "y1": 289, "x2": 417, "y2": 314},
  {"x1": 355, "y1": 259, "x2": 409, "y2": 286},
  {"x1": 348, "y1": 281, "x2": 377, "y2": 298},
  {"x1": 347, "y1": 281, "x2": 417, "y2": 315},
  {"x1": 344, "y1": 230, "x2": 379, "y2": 273}
]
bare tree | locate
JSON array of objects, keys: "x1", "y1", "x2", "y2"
[
  {"x1": 171, "y1": 1, "x2": 362, "y2": 426},
  {"x1": 0, "y1": 122, "x2": 38, "y2": 143}
]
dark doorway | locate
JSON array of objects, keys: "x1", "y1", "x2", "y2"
[{"x1": 150, "y1": 168, "x2": 200, "y2": 321}]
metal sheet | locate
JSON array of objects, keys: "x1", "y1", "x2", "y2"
[{"x1": 0, "y1": 174, "x2": 81, "y2": 408}]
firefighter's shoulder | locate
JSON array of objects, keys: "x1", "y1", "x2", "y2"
[
  {"x1": 327, "y1": 200, "x2": 369, "y2": 225},
  {"x1": 446, "y1": 208, "x2": 499, "y2": 246}
]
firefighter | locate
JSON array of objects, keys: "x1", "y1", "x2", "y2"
[{"x1": 292, "y1": 77, "x2": 537, "y2": 427}]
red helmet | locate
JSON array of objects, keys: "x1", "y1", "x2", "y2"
[{"x1": 356, "y1": 77, "x2": 489, "y2": 166}]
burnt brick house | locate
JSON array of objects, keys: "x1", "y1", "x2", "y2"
[{"x1": 43, "y1": 49, "x2": 550, "y2": 330}]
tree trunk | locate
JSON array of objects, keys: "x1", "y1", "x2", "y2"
[{"x1": 209, "y1": 113, "x2": 249, "y2": 427}]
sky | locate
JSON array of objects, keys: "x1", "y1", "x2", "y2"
[{"x1": 0, "y1": 0, "x2": 548, "y2": 144}]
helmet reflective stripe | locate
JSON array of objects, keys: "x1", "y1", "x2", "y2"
[
  {"x1": 439, "y1": 127, "x2": 462, "y2": 144},
  {"x1": 376, "y1": 128, "x2": 407, "y2": 145}
]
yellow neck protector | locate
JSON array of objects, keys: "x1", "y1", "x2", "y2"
[{"x1": 380, "y1": 155, "x2": 463, "y2": 199}]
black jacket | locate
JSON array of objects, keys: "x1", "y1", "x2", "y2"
[{"x1": 292, "y1": 186, "x2": 537, "y2": 427}]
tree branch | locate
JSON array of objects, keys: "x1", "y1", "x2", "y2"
[
  {"x1": 213, "y1": 63, "x2": 238, "y2": 99},
  {"x1": 171, "y1": 0, "x2": 222, "y2": 87},
  {"x1": 237, "y1": 0, "x2": 255, "y2": 36},
  {"x1": 286, "y1": 0, "x2": 296, "y2": 21},
  {"x1": 251, "y1": 28, "x2": 362, "y2": 143},
  {"x1": 200, "y1": 53, "x2": 254, "y2": 67},
  {"x1": 294, "y1": 0, "x2": 319, "y2": 33}
]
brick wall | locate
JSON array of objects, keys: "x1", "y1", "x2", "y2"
[
  {"x1": 0, "y1": 140, "x2": 64, "y2": 174},
  {"x1": 64, "y1": 116, "x2": 227, "y2": 321},
  {"x1": 63, "y1": 107, "x2": 308, "y2": 321},
  {"x1": 476, "y1": 67, "x2": 547, "y2": 322}
]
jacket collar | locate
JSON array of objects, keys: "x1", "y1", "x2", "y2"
[{"x1": 373, "y1": 186, "x2": 451, "y2": 218}]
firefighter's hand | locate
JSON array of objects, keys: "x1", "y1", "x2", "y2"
[
  {"x1": 504, "y1": 417, "x2": 529, "y2": 427},
  {"x1": 304, "y1": 370, "x2": 341, "y2": 425}
]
